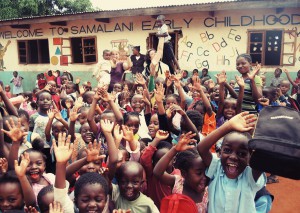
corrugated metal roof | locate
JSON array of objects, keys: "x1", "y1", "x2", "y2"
[
  {"x1": 93, "y1": 0, "x2": 239, "y2": 11},
  {"x1": 0, "y1": 0, "x2": 239, "y2": 22}
]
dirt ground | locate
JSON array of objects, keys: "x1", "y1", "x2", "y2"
[{"x1": 267, "y1": 176, "x2": 300, "y2": 213}]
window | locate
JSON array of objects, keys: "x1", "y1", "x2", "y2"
[
  {"x1": 247, "y1": 29, "x2": 297, "y2": 66},
  {"x1": 71, "y1": 37, "x2": 97, "y2": 63},
  {"x1": 18, "y1": 39, "x2": 50, "y2": 64}
]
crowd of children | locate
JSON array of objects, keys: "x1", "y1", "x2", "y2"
[{"x1": 0, "y1": 15, "x2": 300, "y2": 213}]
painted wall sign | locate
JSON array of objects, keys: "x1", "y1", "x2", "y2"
[{"x1": 0, "y1": 13, "x2": 299, "y2": 39}]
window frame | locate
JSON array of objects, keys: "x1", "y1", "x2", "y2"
[
  {"x1": 247, "y1": 29, "x2": 284, "y2": 67},
  {"x1": 17, "y1": 39, "x2": 50, "y2": 65},
  {"x1": 67, "y1": 36, "x2": 98, "y2": 64}
]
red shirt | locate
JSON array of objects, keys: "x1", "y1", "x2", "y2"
[
  {"x1": 38, "y1": 79, "x2": 47, "y2": 89},
  {"x1": 140, "y1": 145, "x2": 181, "y2": 208}
]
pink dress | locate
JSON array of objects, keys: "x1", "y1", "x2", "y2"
[
  {"x1": 32, "y1": 173, "x2": 55, "y2": 197},
  {"x1": 172, "y1": 175, "x2": 208, "y2": 213}
]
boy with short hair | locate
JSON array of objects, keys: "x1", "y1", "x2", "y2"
[
  {"x1": 270, "y1": 68, "x2": 283, "y2": 87},
  {"x1": 156, "y1": 15, "x2": 180, "y2": 74}
]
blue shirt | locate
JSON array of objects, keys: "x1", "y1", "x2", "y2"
[{"x1": 206, "y1": 154, "x2": 266, "y2": 213}]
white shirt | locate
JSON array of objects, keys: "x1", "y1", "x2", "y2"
[{"x1": 158, "y1": 24, "x2": 171, "y2": 43}]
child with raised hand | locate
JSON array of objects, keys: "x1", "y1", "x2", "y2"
[
  {"x1": 153, "y1": 132, "x2": 209, "y2": 212},
  {"x1": 14, "y1": 152, "x2": 37, "y2": 209},
  {"x1": 0, "y1": 83, "x2": 18, "y2": 117},
  {"x1": 51, "y1": 133, "x2": 75, "y2": 213},
  {"x1": 192, "y1": 76, "x2": 216, "y2": 136},
  {"x1": 216, "y1": 72, "x2": 244, "y2": 128},
  {"x1": 234, "y1": 54, "x2": 262, "y2": 114},
  {"x1": 3, "y1": 117, "x2": 55, "y2": 198},
  {"x1": 140, "y1": 130, "x2": 177, "y2": 208},
  {"x1": 197, "y1": 112, "x2": 266, "y2": 213},
  {"x1": 87, "y1": 86, "x2": 123, "y2": 137},
  {"x1": 284, "y1": 68, "x2": 300, "y2": 95}
]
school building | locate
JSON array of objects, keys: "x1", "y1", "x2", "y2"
[{"x1": 0, "y1": 0, "x2": 299, "y2": 91}]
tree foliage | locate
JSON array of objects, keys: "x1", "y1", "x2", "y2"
[{"x1": 0, "y1": 0, "x2": 93, "y2": 20}]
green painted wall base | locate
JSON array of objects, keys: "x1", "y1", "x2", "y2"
[{"x1": 0, "y1": 70, "x2": 298, "y2": 92}]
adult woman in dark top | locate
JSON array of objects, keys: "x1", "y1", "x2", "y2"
[{"x1": 108, "y1": 49, "x2": 132, "y2": 92}]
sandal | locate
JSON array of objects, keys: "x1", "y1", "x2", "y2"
[{"x1": 267, "y1": 176, "x2": 279, "y2": 184}]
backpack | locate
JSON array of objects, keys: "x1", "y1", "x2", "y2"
[
  {"x1": 160, "y1": 194, "x2": 198, "y2": 213},
  {"x1": 249, "y1": 106, "x2": 300, "y2": 179}
]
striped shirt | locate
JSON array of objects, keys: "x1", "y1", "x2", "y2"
[{"x1": 234, "y1": 75, "x2": 262, "y2": 114}]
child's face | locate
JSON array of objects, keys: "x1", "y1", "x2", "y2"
[
  {"x1": 131, "y1": 95, "x2": 145, "y2": 113},
  {"x1": 76, "y1": 183, "x2": 107, "y2": 213},
  {"x1": 263, "y1": 89, "x2": 277, "y2": 103},
  {"x1": 183, "y1": 157, "x2": 208, "y2": 193},
  {"x1": 118, "y1": 167, "x2": 143, "y2": 201},
  {"x1": 223, "y1": 99, "x2": 237, "y2": 119},
  {"x1": 212, "y1": 85, "x2": 220, "y2": 102},
  {"x1": 116, "y1": 150, "x2": 130, "y2": 169},
  {"x1": 0, "y1": 182, "x2": 23, "y2": 212},
  {"x1": 78, "y1": 110, "x2": 88, "y2": 125},
  {"x1": 66, "y1": 84, "x2": 75, "y2": 95},
  {"x1": 194, "y1": 103, "x2": 205, "y2": 116},
  {"x1": 61, "y1": 76, "x2": 68, "y2": 85},
  {"x1": 78, "y1": 151, "x2": 102, "y2": 174},
  {"x1": 39, "y1": 191, "x2": 54, "y2": 213},
  {"x1": 183, "y1": 71, "x2": 188, "y2": 78},
  {"x1": 202, "y1": 69, "x2": 208, "y2": 76},
  {"x1": 229, "y1": 80, "x2": 235, "y2": 88},
  {"x1": 148, "y1": 114, "x2": 159, "y2": 138},
  {"x1": 274, "y1": 69, "x2": 281, "y2": 77},
  {"x1": 26, "y1": 152, "x2": 46, "y2": 183},
  {"x1": 52, "y1": 123, "x2": 68, "y2": 140},
  {"x1": 153, "y1": 148, "x2": 173, "y2": 171},
  {"x1": 136, "y1": 86, "x2": 143, "y2": 95},
  {"x1": 156, "y1": 19, "x2": 163, "y2": 27},
  {"x1": 47, "y1": 81, "x2": 57, "y2": 94},
  {"x1": 4, "y1": 86, "x2": 10, "y2": 92},
  {"x1": 37, "y1": 93, "x2": 52, "y2": 111},
  {"x1": 220, "y1": 133, "x2": 250, "y2": 179},
  {"x1": 103, "y1": 51, "x2": 111, "y2": 60},
  {"x1": 165, "y1": 96, "x2": 177, "y2": 110},
  {"x1": 192, "y1": 90, "x2": 201, "y2": 99},
  {"x1": 125, "y1": 116, "x2": 140, "y2": 135},
  {"x1": 13, "y1": 72, "x2": 18, "y2": 77},
  {"x1": 280, "y1": 81, "x2": 290, "y2": 95},
  {"x1": 19, "y1": 115, "x2": 29, "y2": 132},
  {"x1": 81, "y1": 123, "x2": 95, "y2": 144},
  {"x1": 236, "y1": 57, "x2": 251, "y2": 74},
  {"x1": 113, "y1": 84, "x2": 122, "y2": 93}
]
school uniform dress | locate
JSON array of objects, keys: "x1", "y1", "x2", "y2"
[{"x1": 131, "y1": 54, "x2": 145, "y2": 74}]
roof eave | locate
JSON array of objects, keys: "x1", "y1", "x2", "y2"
[{"x1": 0, "y1": 0, "x2": 299, "y2": 27}]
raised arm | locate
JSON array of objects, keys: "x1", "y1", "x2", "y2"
[
  {"x1": 15, "y1": 152, "x2": 36, "y2": 208},
  {"x1": 0, "y1": 114, "x2": 9, "y2": 158},
  {"x1": 69, "y1": 107, "x2": 80, "y2": 142},
  {"x1": 2, "y1": 118, "x2": 27, "y2": 169},
  {"x1": 173, "y1": 73, "x2": 186, "y2": 110},
  {"x1": 284, "y1": 69, "x2": 298, "y2": 88},
  {"x1": 194, "y1": 77, "x2": 213, "y2": 116},
  {"x1": 150, "y1": 37, "x2": 164, "y2": 69},
  {"x1": 153, "y1": 132, "x2": 196, "y2": 186},
  {"x1": 0, "y1": 84, "x2": 18, "y2": 117},
  {"x1": 87, "y1": 90, "x2": 101, "y2": 136},
  {"x1": 248, "y1": 64, "x2": 262, "y2": 102},
  {"x1": 197, "y1": 112, "x2": 256, "y2": 167},
  {"x1": 154, "y1": 83, "x2": 165, "y2": 115},
  {"x1": 99, "y1": 88, "x2": 123, "y2": 124},
  {"x1": 101, "y1": 119, "x2": 119, "y2": 180},
  {"x1": 216, "y1": 73, "x2": 227, "y2": 118},
  {"x1": 235, "y1": 76, "x2": 245, "y2": 114},
  {"x1": 45, "y1": 109, "x2": 55, "y2": 143}
]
